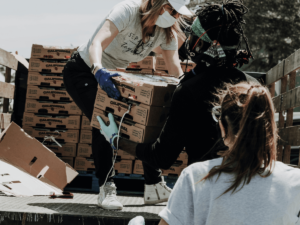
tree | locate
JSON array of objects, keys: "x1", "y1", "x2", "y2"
[{"x1": 187, "y1": 0, "x2": 300, "y2": 72}]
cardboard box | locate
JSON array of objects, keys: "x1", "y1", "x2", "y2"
[
  {"x1": 177, "y1": 151, "x2": 188, "y2": 165},
  {"x1": 25, "y1": 99, "x2": 82, "y2": 115},
  {"x1": 0, "y1": 81, "x2": 14, "y2": 99},
  {"x1": 80, "y1": 129, "x2": 92, "y2": 144},
  {"x1": 127, "y1": 56, "x2": 156, "y2": 70},
  {"x1": 28, "y1": 72, "x2": 64, "y2": 87},
  {"x1": 156, "y1": 56, "x2": 167, "y2": 70},
  {"x1": 77, "y1": 143, "x2": 92, "y2": 157},
  {"x1": 59, "y1": 157, "x2": 74, "y2": 168},
  {"x1": 94, "y1": 90, "x2": 170, "y2": 126},
  {"x1": 91, "y1": 108, "x2": 162, "y2": 143},
  {"x1": 0, "y1": 122, "x2": 78, "y2": 192},
  {"x1": 0, "y1": 113, "x2": 11, "y2": 130},
  {"x1": 74, "y1": 157, "x2": 95, "y2": 171},
  {"x1": 81, "y1": 116, "x2": 92, "y2": 130},
  {"x1": 133, "y1": 160, "x2": 144, "y2": 175},
  {"x1": 181, "y1": 60, "x2": 196, "y2": 72},
  {"x1": 31, "y1": 44, "x2": 76, "y2": 60},
  {"x1": 29, "y1": 58, "x2": 66, "y2": 73},
  {"x1": 115, "y1": 150, "x2": 135, "y2": 160},
  {"x1": 111, "y1": 68, "x2": 178, "y2": 106},
  {"x1": 114, "y1": 159, "x2": 133, "y2": 174},
  {"x1": 45, "y1": 142, "x2": 77, "y2": 157},
  {"x1": 161, "y1": 166, "x2": 185, "y2": 176},
  {"x1": 27, "y1": 85, "x2": 72, "y2": 101},
  {"x1": 23, "y1": 113, "x2": 81, "y2": 129},
  {"x1": 23, "y1": 127, "x2": 80, "y2": 144}
]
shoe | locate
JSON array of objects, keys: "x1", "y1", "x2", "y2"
[
  {"x1": 144, "y1": 177, "x2": 172, "y2": 205},
  {"x1": 128, "y1": 216, "x2": 145, "y2": 225},
  {"x1": 98, "y1": 181, "x2": 123, "y2": 210}
]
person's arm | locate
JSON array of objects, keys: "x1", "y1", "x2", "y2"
[
  {"x1": 161, "y1": 49, "x2": 183, "y2": 78},
  {"x1": 89, "y1": 20, "x2": 119, "y2": 75}
]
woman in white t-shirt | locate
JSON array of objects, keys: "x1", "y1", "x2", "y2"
[
  {"x1": 63, "y1": 0, "x2": 192, "y2": 210},
  {"x1": 158, "y1": 82, "x2": 300, "y2": 225}
]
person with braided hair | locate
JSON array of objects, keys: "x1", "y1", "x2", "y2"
[{"x1": 99, "y1": 0, "x2": 260, "y2": 200}]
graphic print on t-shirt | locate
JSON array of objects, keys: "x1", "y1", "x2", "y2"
[{"x1": 121, "y1": 33, "x2": 154, "y2": 57}]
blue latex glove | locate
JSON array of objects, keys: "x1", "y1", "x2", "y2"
[
  {"x1": 128, "y1": 216, "x2": 145, "y2": 225},
  {"x1": 95, "y1": 68, "x2": 121, "y2": 100},
  {"x1": 97, "y1": 113, "x2": 119, "y2": 150}
]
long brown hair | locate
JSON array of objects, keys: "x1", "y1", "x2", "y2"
[
  {"x1": 139, "y1": 0, "x2": 187, "y2": 44},
  {"x1": 202, "y1": 82, "x2": 278, "y2": 195}
]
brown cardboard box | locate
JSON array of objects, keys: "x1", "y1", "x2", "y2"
[
  {"x1": 177, "y1": 151, "x2": 188, "y2": 165},
  {"x1": 161, "y1": 166, "x2": 185, "y2": 176},
  {"x1": 23, "y1": 113, "x2": 81, "y2": 129},
  {"x1": 181, "y1": 60, "x2": 196, "y2": 73},
  {"x1": 29, "y1": 58, "x2": 66, "y2": 73},
  {"x1": 74, "y1": 157, "x2": 95, "y2": 171},
  {"x1": 156, "y1": 56, "x2": 167, "y2": 70},
  {"x1": 115, "y1": 150, "x2": 135, "y2": 160},
  {"x1": 0, "y1": 113, "x2": 11, "y2": 130},
  {"x1": 23, "y1": 127, "x2": 80, "y2": 143},
  {"x1": 59, "y1": 157, "x2": 74, "y2": 168},
  {"x1": 0, "y1": 122, "x2": 78, "y2": 191},
  {"x1": 28, "y1": 72, "x2": 64, "y2": 87},
  {"x1": 91, "y1": 108, "x2": 162, "y2": 143},
  {"x1": 111, "y1": 68, "x2": 178, "y2": 106},
  {"x1": 25, "y1": 99, "x2": 82, "y2": 115},
  {"x1": 94, "y1": 90, "x2": 169, "y2": 126},
  {"x1": 80, "y1": 130, "x2": 92, "y2": 144},
  {"x1": 81, "y1": 116, "x2": 92, "y2": 130},
  {"x1": 114, "y1": 159, "x2": 133, "y2": 174},
  {"x1": 27, "y1": 85, "x2": 72, "y2": 101},
  {"x1": 127, "y1": 56, "x2": 156, "y2": 70},
  {"x1": 45, "y1": 142, "x2": 77, "y2": 157},
  {"x1": 77, "y1": 143, "x2": 92, "y2": 157},
  {"x1": 133, "y1": 160, "x2": 144, "y2": 174},
  {"x1": 0, "y1": 81, "x2": 15, "y2": 99},
  {"x1": 31, "y1": 44, "x2": 76, "y2": 60}
]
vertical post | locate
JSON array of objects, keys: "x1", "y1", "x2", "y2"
[
  {"x1": 269, "y1": 83, "x2": 275, "y2": 97},
  {"x1": 284, "y1": 71, "x2": 296, "y2": 164},
  {"x1": 277, "y1": 75, "x2": 287, "y2": 162},
  {"x1": 3, "y1": 67, "x2": 11, "y2": 113}
]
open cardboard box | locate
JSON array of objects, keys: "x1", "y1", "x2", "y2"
[
  {"x1": 0, "y1": 122, "x2": 78, "y2": 196},
  {"x1": 110, "y1": 68, "x2": 179, "y2": 106}
]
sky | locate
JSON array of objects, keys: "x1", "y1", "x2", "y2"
[{"x1": 0, "y1": 0, "x2": 124, "y2": 59}]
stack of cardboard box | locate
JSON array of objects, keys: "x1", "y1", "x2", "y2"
[
  {"x1": 87, "y1": 69, "x2": 179, "y2": 176},
  {"x1": 156, "y1": 56, "x2": 196, "y2": 75},
  {"x1": 23, "y1": 44, "x2": 79, "y2": 168}
]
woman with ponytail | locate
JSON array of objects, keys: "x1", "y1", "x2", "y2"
[{"x1": 158, "y1": 82, "x2": 300, "y2": 225}]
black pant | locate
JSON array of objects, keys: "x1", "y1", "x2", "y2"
[{"x1": 63, "y1": 52, "x2": 162, "y2": 186}]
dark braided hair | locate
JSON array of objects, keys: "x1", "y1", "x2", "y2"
[{"x1": 192, "y1": 0, "x2": 252, "y2": 68}]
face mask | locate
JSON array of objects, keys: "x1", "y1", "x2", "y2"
[{"x1": 155, "y1": 8, "x2": 177, "y2": 28}]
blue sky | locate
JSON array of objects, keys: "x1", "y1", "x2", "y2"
[{"x1": 0, "y1": 0, "x2": 123, "y2": 59}]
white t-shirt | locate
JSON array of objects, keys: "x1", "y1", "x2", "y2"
[
  {"x1": 159, "y1": 158, "x2": 300, "y2": 225},
  {"x1": 77, "y1": 0, "x2": 178, "y2": 69}
]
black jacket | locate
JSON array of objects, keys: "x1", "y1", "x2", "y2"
[{"x1": 136, "y1": 65, "x2": 258, "y2": 169}]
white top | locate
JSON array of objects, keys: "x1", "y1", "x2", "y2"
[
  {"x1": 77, "y1": 0, "x2": 178, "y2": 69},
  {"x1": 159, "y1": 158, "x2": 300, "y2": 225}
]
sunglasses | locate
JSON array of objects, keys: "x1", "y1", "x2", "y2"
[{"x1": 212, "y1": 106, "x2": 221, "y2": 123}]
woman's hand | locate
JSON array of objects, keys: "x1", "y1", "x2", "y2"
[
  {"x1": 95, "y1": 68, "x2": 121, "y2": 99},
  {"x1": 97, "y1": 113, "x2": 119, "y2": 150}
]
